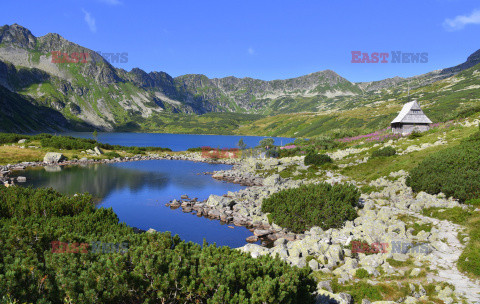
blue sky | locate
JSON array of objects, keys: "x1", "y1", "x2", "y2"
[{"x1": 2, "y1": 0, "x2": 480, "y2": 82}]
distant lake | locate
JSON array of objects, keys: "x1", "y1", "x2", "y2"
[
  {"x1": 59, "y1": 132, "x2": 294, "y2": 151},
  {"x1": 12, "y1": 159, "x2": 256, "y2": 248}
]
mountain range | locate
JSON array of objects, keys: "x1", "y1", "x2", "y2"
[{"x1": 0, "y1": 23, "x2": 479, "y2": 133}]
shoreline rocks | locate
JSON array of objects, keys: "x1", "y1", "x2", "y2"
[{"x1": 0, "y1": 152, "x2": 243, "y2": 185}]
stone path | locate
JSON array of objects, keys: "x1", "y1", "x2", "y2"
[{"x1": 405, "y1": 210, "x2": 480, "y2": 303}]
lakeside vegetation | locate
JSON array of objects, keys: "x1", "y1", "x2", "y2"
[
  {"x1": 0, "y1": 186, "x2": 316, "y2": 303},
  {"x1": 0, "y1": 133, "x2": 172, "y2": 165}
]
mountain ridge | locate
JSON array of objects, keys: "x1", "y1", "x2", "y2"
[{"x1": 0, "y1": 23, "x2": 479, "y2": 133}]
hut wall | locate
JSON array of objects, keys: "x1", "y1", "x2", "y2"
[{"x1": 398, "y1": 124, "x2": 430, "y2": 135}]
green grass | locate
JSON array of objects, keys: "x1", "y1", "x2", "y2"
[{"x1": 341, "y1": 123, "x2": 479, "y2": 182}]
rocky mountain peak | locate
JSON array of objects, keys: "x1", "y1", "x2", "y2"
[
  {"x1": 441, "y1": 48, "x2": 480, "y2": 75},
  {"x1": 0, "y1": 23, "x2": 37, "y2": 49},
  {"x1": 466, "y1": 49, "x2": 480, "y2": 64}
]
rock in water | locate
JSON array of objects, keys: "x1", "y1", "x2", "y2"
[
  {"x1": 253, "y1": 229, "x2": 272, "y2": 237},
  {"x1": 16, "y1": 176, "x2": 26, "y2": 182},
  {"x1": 170, "y1": 199, "x2": 181, "y2": 208},
  {"x1": 43, "y1": 152, "x2": 66, "y2": 163}
]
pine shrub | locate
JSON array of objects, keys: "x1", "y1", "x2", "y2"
[
  {"x1": 371, "y1": 146, "x2": 396, "y2": 158},
  {"x1": 0, "y1": 186, "x2": 315, "y2": 303},
  {"x1": 406, "y1": 131, "x2": 480, "y2": 202},
  {"x1": 304, "y1": 152, "x2": 333, "y2": 166},
  {"x1": 261, "y1": 183, "x2": 359, "y2": 233}
]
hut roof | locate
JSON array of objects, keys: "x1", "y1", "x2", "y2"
[{"x1": 391, "y1": 100, "x2": 432, "y2": 124}]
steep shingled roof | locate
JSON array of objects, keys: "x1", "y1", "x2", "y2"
[{"x1": 391, "y1": 100, "x2": 432, "y2": 124}]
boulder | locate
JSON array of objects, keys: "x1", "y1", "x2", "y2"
[
  {"x1": 317, "y1": 280, "x2": 333, "y2": 292},
  {"x1": 253, "y1": 229, "x2": 272, "y2": 237},
  {"x1": 206, "y1": 195, "x2": 236, "y2": 209},
  {"x1": 94, "y1": 146, "x2": 104, "y2": 155},
  {"x1": 309, "y1": 259, "x2": 320, "y2": 271},
  {"x1": 263, "y1": 174, "x2": 282, "y2": 186},
  {"x1": 17, "y1": 139, "x2": 26, "y2": 144},
  {"x1": 16, "y1": 176, "x2": 26, "y2": 183},
  {"x1": 246, "y1": 235, "x2": 259, "y2": 243},
  {"x1": 170, "y1": 199, "x2": 181, "y2": 208},
  {"x1": 43, "y1": 152, "x2": 66, "y2": 163}
]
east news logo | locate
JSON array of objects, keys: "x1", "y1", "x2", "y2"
[{"x1": 351, "y1": 51, "x2": 428, "y2": 63}]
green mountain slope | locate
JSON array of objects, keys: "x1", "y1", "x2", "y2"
[
  {"x1": 1, "y1": 23, "x2": 480, "y2": 134},
  {"x1": 0, "y1": 84, "x2": 72, "y2": 132},
  {"x1": 237, "y1": 62, "x2": 480, "y2": 138}
]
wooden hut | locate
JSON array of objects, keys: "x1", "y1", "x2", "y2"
[{"x1": 391, "y1": 100, "x2": 432, "y2": 135}]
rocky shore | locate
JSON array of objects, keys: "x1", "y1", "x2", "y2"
[
  {"x1": 0, "y1": 151, "x2": 239, "y2": 185},
  {"x1": 2, "y1": 145, "x2": 480, "y2": 303},
  {"x1": 167, "y1": 157, "x2": 480, "y2": 303}
]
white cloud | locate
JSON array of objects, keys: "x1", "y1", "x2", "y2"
[
  {"x1": 82, "y1": 9, "x2": 97, "y2": 33},
  {"x1": 247, "y1": 47, "x2": 255, "y2": 55},
  {"x1": 98, "y1": 0, "x2": 122, "y2": 5},
  {"x1": 443, "y1": 9, "x2": 480, "y2": 31}
]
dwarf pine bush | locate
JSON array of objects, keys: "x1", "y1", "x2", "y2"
[
  {"x1": 406, "y1": 131, "x2": 480, "y2": 202},
  {"x1": 261, "y1": 183, "x2": 359, "y2": 233},
  {"x1": 371, "y1": 146, "x2": 396, "y2": 158},
  {"x1": 0, "y1": 186, "x2": 315, "y2": 303},
  {"x1": 304, "y1": 152, "x2": 333, "y2": 166}
]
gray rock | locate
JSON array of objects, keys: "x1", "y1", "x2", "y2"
[
  {"x1": 206, "y1": 194, "x2": 236, "y2": 209},
  {"x1": 410, "y1": 268, "x2": 421, "y2": 277},
  {"x1": 309, "y1": 259, "x2": 320, "y2": 271},
  {"x1": 263, "y1": 174, "x2": 282, "y2": 186},
  {"x1": 274, "y1": 238, "x2": 288, "y2": 246},
  {"x1": 43, "y1": 152, "x2": 66, "y2": 163},
  {"x1": 16, "y1": 176, "x2": 26, "y2": 182},
  {"x1": 94, "y1": 146, "x2": 104, "y2": 155},
  {"x1": 339, "y1": 293, "x2": 353, "y2": 304},
  {"x1": 317, "y1": 280, "x2": 333, "y2": 293},
  {"x1": 253, "y1": 229, "x2": 271, "y2": 237},
  {"x1": 18, "y1": 139, "x2": 26, "y2": 144},
  {"x1": 170, "y1": 199, "x2": 181, "y2": 208}
]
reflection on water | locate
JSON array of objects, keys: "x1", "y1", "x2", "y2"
[
  {"x1": 15, "y1": 162, "x2": 169, "y2": 199},
  {"x1": 13, "y1": 160, "x2": 254, "y2": 247}
]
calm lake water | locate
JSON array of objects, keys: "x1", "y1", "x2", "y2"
[
  {"x1": 60, "y1": 132, "x2": 294, "y2": 151},
  {"x1": 13, "y1": 159, "x2": 256, "y2": 248}
]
